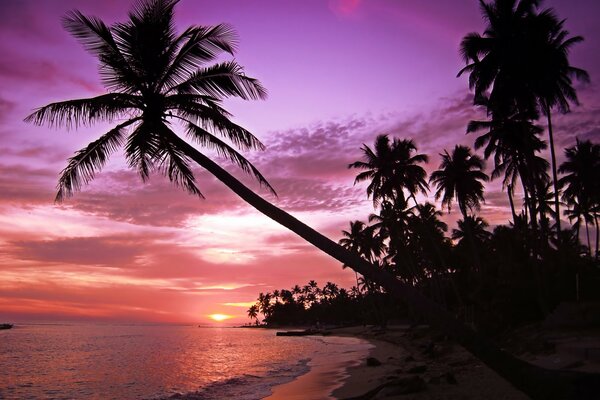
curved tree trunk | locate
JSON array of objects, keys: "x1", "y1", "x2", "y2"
[
  {"x1": 546, "y1": 107, "x2": 562, "y2": 238},
  {"x1": 170, "y1": 133, "x2": 599, "y2": 400}
]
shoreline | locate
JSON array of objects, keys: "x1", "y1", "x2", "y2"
[
  {"x1": 263, "y1": 325, "x2": 534, "y2": 400},
  {"x1": 262, "y1": 334, "x2": 372, "y2": 400}
]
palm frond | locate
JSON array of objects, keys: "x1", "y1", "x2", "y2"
[
  {"x1": 172, "y1": 61, "x2": 267, "y2": 100},
  {"x1": 156, "y1": 125, "x2": 204, "y2": 198},
  {"x1": 125, "y1": 121, "x2": 162, "y2": 181},
  {"x1": 160, "y1": 24, "x2": 238, "y2": 90},
  {"x1": 56, "y1": 118, "x2": 139, "y2": 202},
  {"x1": 24, "y1": 93, "x2": 140, "y2": 129},
  {"x1": 62, "y1": 10, "x2": 141, "y2": 92},
  {"x1": 184, "y1": 121, "x2": 276, "y2": 196},
  {"x1": 175, "y1": 101, "x2": 265, "y2": 151}
]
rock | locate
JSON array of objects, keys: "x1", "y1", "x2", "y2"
[
  {"x1": 366, "y1": 357, "x2": 382, "y2": 366},
  {"x1": 407, "y1": 364, "x2": 428, "y2": 374}
]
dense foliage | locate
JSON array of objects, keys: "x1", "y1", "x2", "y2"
[{"x1": 248, "y1": 0, "x2": 599, "y2": 333}]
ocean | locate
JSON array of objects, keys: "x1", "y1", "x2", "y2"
[{"x1": 0, "y1": 324, "x2": 370, "y2": 399}]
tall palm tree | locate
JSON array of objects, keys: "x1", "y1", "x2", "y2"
[
  {"x1": 559, "y1": 139, "x2": 600, "y2": 256},
  {"x1": 459, "y1": 0, "x2": 589, "y2": 237},
  {"x1": 430, "y1": 145, "x2": 489, "y2": 221},
  {"x1": 468, "y1": 110, "x2": 549, "y2": 227},
  {"x1": 26, "y1": 1, "x2": 598, "y2": 397},
  {"x1": 349, "y1": 135, "x2": 428, "y2": 207}
]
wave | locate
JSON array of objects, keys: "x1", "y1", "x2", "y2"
[{"x1": 156, "y1": 358, "x2": 311, "y2": 400}]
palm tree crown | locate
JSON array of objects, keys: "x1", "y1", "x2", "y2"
[
  {"x1": 25, "y1": 0, "x2": 274, "y2": 201},
  {"x1": 430, "y1": 145, "x2": 489, "y2": 219},
  {"x1": 349, "y1": 134, "x2": 428, "y2": 206}
]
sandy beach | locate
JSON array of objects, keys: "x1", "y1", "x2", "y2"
[
  {"x1": 263, "y1": 324, "x2": 600, "y2": 400},
  {"x1": 332, "y1": 326, "x2": 529, "y2": 399}
]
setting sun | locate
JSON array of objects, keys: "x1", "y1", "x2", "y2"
[{"x1": 208, "y1": 313, "x2": 234, "y2": 322}]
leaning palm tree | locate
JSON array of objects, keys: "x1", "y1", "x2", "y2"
[{"x1": 25, "y1": 1, "x2": 599, "y2": 398}]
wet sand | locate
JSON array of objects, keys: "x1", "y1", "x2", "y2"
[{"x1": 264, "y1": 335, "x2": 372, "y2": 400}]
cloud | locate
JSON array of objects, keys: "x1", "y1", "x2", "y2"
[{"x1": 7, "y1": 235, "x2": 150, "y2": 266}]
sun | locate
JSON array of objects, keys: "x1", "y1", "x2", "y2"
[{"x1": 208, "y1": 313, "x2": 233, "y2": 322}]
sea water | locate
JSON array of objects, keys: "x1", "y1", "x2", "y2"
[{"x1": 0, "y1": 324, "x2": 367, "y2": 399}]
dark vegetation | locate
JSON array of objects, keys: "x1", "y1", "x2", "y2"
[
  {"x1": 27, "y1": 0, "x2": 600, "y2": 398},
  {"x1": 249, "y1": 135, "x2": 600, "y2": 332}
]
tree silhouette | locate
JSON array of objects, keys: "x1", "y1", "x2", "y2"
[
  {"x1": 459, "y1": 0, "x2": 589, "y2": 237},
  {"x1": 247, "y1": 304, "x2": 259, "y2": 325},
  {"x1": 430, "y1": 145, "x2": 489, "y2": 220},
  {"x1": 349, "y1": 135, "x2": 428, "y2": 206},
  {"x1": 559, "y1": 139, "x2": 600, "y2": 256},
  {"x1": 25, "y1": 1, "x2": 598, "y2": 397}
]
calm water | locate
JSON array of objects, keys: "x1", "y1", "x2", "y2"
[{"x1": 0, "y1": 324, "x2": 367, "y2": 399}]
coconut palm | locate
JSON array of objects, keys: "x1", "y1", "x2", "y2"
[
  {"x1": 247, "y1": 304, "x2": 259, "y2": 325},
  {"x1": 349, "y1": 135, "x2": 428, "y2": 207},
  {"x1": 559, "y1": 139, "x2": 600, "y2": 255},
  {"x1": 468, "y1": 110, "x2": 549, "y2": 226},
  {"x1": 339, "y1": 221, "x2": 385, "y2": 264},
  {"x1": 26, "y1": 1, "x2": 598, "y2": 397},
  {"x1": 430, "y1": 145, "x2": 489, "y2": 220},
  {"x1": 459, "y1": 0, "x2": 589, "y2": 236},
  {"x1": 452, "y1": 216, "x2": 492, "y2": 245}
]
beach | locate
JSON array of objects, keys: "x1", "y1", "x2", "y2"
[{"x1": 263, "y1": 324, "x2": 600, "y2": 400}]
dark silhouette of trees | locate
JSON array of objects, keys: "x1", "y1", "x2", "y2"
[
  {"x1": 459, "y1": 0, "x2": 589, "y2": 237},
  {"x1": 349, "y1": 134, "x2": 428, "y2": 206},
  {"x1": 559, "y1": 139, "x2": 600, "y2": 257},
  {"x1": 430, "y1": 145, "x2": 489, "y2": 220}
]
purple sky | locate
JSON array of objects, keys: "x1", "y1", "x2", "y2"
[{"x1": 1, "y1": 0, "x2": 599, "y2": 324}]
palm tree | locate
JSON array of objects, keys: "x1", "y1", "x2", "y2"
[
  {"x1": 247, "y1": 304, "x2": 259, "y2": 325},
  {"x1": 468, "y1": 110, "x2": 549, "y2": 227},
  {"x1": 459, "y1": 0, "x2": 589, "y2": 236},
  {"x1": 452, "y1": 216, "x2": 492, "y2": 245},
  {"x1": 339, "y1": 221, "x2": 385, "y2": 264},
  {"x1": 26, "y1": 1, "x2": 599, "y2": 397},
  {"x1": 559, "y1": 139, "x2": 600, "y2": 255},
  {"x1": 430, "y1": 145, "x2": 489, "y2": 221},
  {"x1": 349, "y1": 135, "x2": 428, "y2": 207}
]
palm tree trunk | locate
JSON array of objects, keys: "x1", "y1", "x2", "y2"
[
  {"x1": 507, "y1": 184, "x2": 517, "y2": 223},
  {"x1": 595, "y1": 215, "x2": 599, "y2": 259},
  {"x1": 171, "y1": 133, "x2": 599, "y2": 400},
  {"x1": 546, "y1": 106, "x2": 562, "y2": 238},
  {"x1": 585, "y1": 221, "x2": 591, "y2": 256}
]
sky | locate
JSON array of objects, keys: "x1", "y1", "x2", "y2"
[{"x1": 1, "y1": 0, "x2": 599, "y2": 325}]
